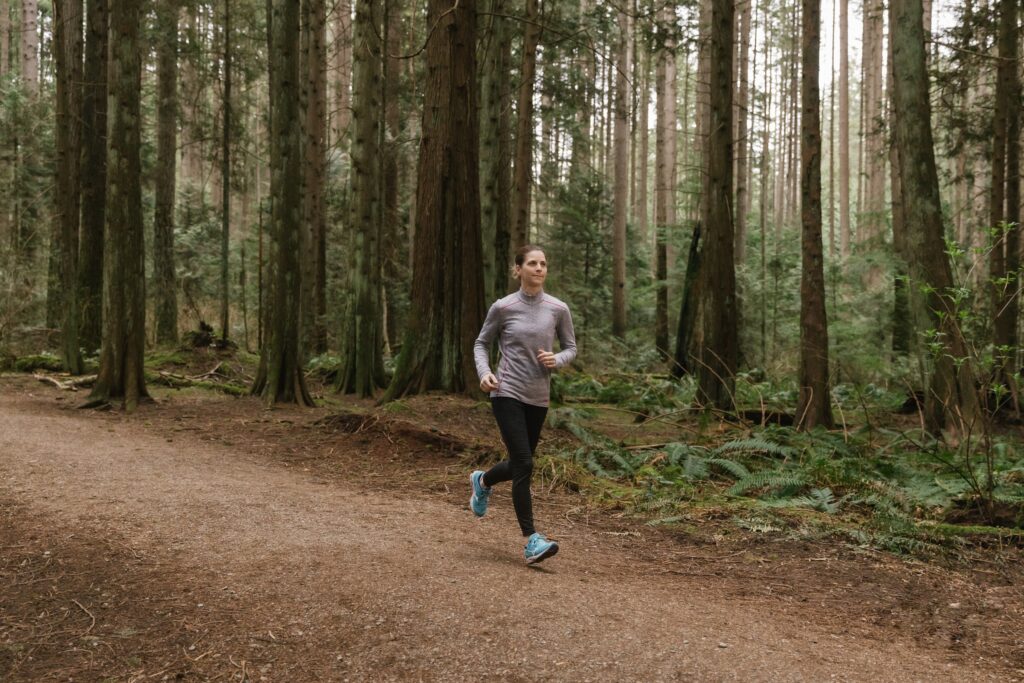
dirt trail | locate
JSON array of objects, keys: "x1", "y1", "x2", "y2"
[{"x1": 0, "y1": 377, "x2": 1018, "y2": 681}]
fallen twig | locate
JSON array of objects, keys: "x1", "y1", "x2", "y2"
[{"x1": 71, "y1": 599, "x2": 95, "y2": 634}]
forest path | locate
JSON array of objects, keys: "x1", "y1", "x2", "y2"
[{"x1": 0, "y1": 377, "x2": 1014, "y2": 682}]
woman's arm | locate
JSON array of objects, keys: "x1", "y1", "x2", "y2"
[
  {"x1": 553, "y1": 307, "x2": 577, "y2": 369},
  {"x1": 474, "y1": 303, "x2": 501, "y2": 380}
]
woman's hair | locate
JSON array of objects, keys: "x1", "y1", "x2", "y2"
[{"x1": 514, "y1": 244, "x2": 546, "y2": 267}]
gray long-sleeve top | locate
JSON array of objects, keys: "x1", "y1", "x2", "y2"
[{"x1": 474, "y1": 289, "x2": 577, "y2": 407}]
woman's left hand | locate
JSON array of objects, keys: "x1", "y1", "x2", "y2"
[{"x1": 537, "y1": 349, "x2": 557, "y2": 369}]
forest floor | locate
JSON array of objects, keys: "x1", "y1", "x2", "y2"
[{"x1": 2, "y1": 370, "x2": 1024, "y2": 682}]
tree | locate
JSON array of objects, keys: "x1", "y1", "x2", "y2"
[
  {"x1": 87, "y1": 0, "x2": 148, "y2": 411},
  {"x1": 889, "y1": 0, "x2": 978, "y2": 433},
  {"x1": 479, "y1": 0, "x2": 512, "y2": 303},
  {"x1": 302, "y1": 0, "x2": 327, "y2": 352},
  {"x1": 511, "y1": 0, "x2": 541, "y2": 255},
  {"x1": 382, "y1": 0, "x2": 484, "y2": 400},
  {"x1": 78, "y1": 0, "x2": 107, "y2": 353},
  {"x1": 654, "y1": 4, "x2": 676, "y2": 358},
  {"x1": 20, "y1": 0, "x2": 36, "y2": 94},
  {"x1": 611, "y1": 5, "x2": 631, "y2": 339},
  {"x1": 858, "y1": 0, "x2": 886, "y2": 276},
  {"x1": 734, "y1": 0, "x2": 752, "y2": 265},
  {"x1": 338, "y1": 0, "x2": 386, "y2": 397},
  {"x1": 989, "y1": 0, "x2": 1020, "y2": 394},
  {"x1": 153, "y1": 0, "x2": 179, "y2": 345},
  {"x1": 252, "y1": 0, "x2": 314, "y2": 406},
  {"x1": 838, "y1": 0, "x2": 850, "y2": 258},
  {"x1": 697, "y1": 0, "x2": 737, "y2": 411},
  {"x1": 54, "y1": 0, "x2": 83, "y2": 374},
  {"x1": 219, "y1": 0, "x2": 232, "y2": 342},
  {"x1": 796, "y1": 0, "x2": 832, "y2": 429}
]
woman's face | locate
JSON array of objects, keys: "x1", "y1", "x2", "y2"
[{"x1": 516, "y1": 250, "x2": 548, "y2": 289}]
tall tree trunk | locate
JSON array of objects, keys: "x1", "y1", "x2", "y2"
[
  {"x1": 54, "y1": 0, "x2": 83, "y2": 374},
  {"x1": 332, "y1": 0, "x2": 352, "y2": 147},
  {"x1": 20, "y1": 0, "x2": 37, "y2": 94},
  {"x1": 382, "y1": 0, "x2": 484, "y2": 400},
  {"x1": 611, "y1": 6, "x2": 631, "y2": 339},
  {"x1": 1, "y1": 0, "x2": 9, "y2": 77},
  {"x1": 635, "y1": 44, "x2": 650, "y2": 247},
  {"x1": 859, "y1": 0, "x2": 886, "y2": 276},
  {"x1": 219, "y1": 0, "x2": 232, "y2": 341},
  {"x1": 696, "y1": 0, "x2": 737, "y2": 411},
  {"x1": 14, "y1": 0, "x2": 39, "y2": 270},
  {"x1": 759, "y1": 6, "x2": 771, "y2": 368},
  {"x1": 252, "y1": 0, "x2": 314, "y2": 406},
  {"x1": 511, "y1": 0, "x2": 541, "y2": 255},
  {"x1": 655, "y1": 4, "x2": 676, "y2": 358},
  {"x1": 88, "y1": 0, "x2": 148, "y2": 411},
  {"x1": 797, "y1": 0, "x2": 832, "y2": 429},
  {"x1": 154, "y1": 0, "x2": 178, "y2": 346},
  {"x1": 381, "y1": 0, "x2": 406, "y2": 354},
  {"x1": 338, "y1": 0, "x2": 385, "y2": 396},
  {"x1": 890, "y1": 0, "x2": 978, "y2": 433},
  {"x1": 734, "y1": 0, "x2": 751, "y2": 266},
  {"x1": 480, "y1": 0, "x2": 510, "y2": 303},
  {"x1": 838, "y1": 0, "x2": 850, "y2": 258},
  {"x1": 78, "y1": 0, "x2": 107, "y2": 353},
  {"x1": 991, "y1": 0, "x2": 1021, "y2": 393},
  {"x1": 889, "y1": 13, "x2": 909, "y2": 356},
  {"x1": 302, "y1": 0, "x2": 327, "y2": 352}
]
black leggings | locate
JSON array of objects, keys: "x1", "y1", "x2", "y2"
[{"x1": 482, "y1": 397, "x2": 548, "y2": 536}]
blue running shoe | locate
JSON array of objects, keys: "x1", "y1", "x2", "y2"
[
  {"x1": 469, "y1": 470, "x2": 491, "y2": 517},
  {"x1": 524, "y1": 532, "x2": 559, "y2": 564}
]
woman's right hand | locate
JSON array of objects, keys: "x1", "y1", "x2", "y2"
[{"x1": 480, "y1": 373, "x2": 498, "y2": 392}]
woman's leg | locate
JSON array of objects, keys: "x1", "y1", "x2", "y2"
[{"x1": 482, "y1": 397, "x2": 538, "y2": 536}]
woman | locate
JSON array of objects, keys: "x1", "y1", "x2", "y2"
[{"x1": 470, "y1": 245, "x2": 577, "y2": 564}]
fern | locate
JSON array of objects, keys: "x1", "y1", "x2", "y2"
[
  {"x1": 683, "y1": 453, "x2": 711, "y2": 480},
  {"x1": 761, "y1": 487, "x2": 839, "y2": 514},
  {"x1": 713, "y1": 437, "x2": 794, "y2": 460},
  {"x1": 729, "y1": 471, "x2": 805, "y2": 496},
  {"x1": 708, "y1": 457, "x2": 751, "y2": 480}
]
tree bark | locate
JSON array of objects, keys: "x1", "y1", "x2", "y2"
[
  {"x1": 859, "y1": 0, "x2": 886, "y2": 276},
  {"x1": 838, "y1": 0, "x2": 850, "y2": 258},
  {"x1": 154, "y1": 0, "x2": 178, "y2": 346},
  {"x1": 338, "y1": 0, "x2": 386, "y2": 397},
  {"x1": 219, "y1": 0, "x2": 232, "y2": 342},
  {"x1": 655, "y1": 4, "x2": 676, "y2": 358},
  {"x1": 511, "y1": 0, "x2": 541, "y2": 255},
  {"x1": 252, "y1": 0, "x2": 314, "y2": 406},
  {"x1": 88, "y1": 0, "x2": 148, "y2": 412},
  {"x1": 54, "y1": 0, "x2": 84, "y2": 374},
  {"x1": 1, "y1": 0, "x2": 9, "y2": 77},
  {"x1": 889, "y1": 0, "x2": 978, "y2": 433},
  {"x1": 796, "y1": 0, "x2": 832, "y2": 429},
  {"x1": 697, "y1": 0, "x2": 737, "y2": 411},
  {"x1": 382, "y1": 0, "x2": 484, "y2": 401},
  {"x1": 302, "y1": 0, "x2": 327, "y2": 352},
  {"x1": 20, "y1": 0, "x2": 37, "y2": 94},
  {"x1": 78, "y1": 0, "x2": 107, "y2": 353},
  {"x1": 888, "y1": 13, "x2": 909, "y2": 356},
  {"x1": 332, "y1": 0, "x2": 353, "y2": 149},
  {"x1": 480, "y1": 0, "x2": 511, "y2": 303},
  {"x1": 734, "y1": 0, "x2": 751, "y2": 266},
  {"x1": 990, "y1": 0, "x2": 1020, "y2": 390},
  {"x1": 611, "y1": 6, "x2": 631, "y2": 339}
]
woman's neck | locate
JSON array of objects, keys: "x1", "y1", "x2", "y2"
[{"x1": 520, "y1": 284, "x2": 543, "y2": 297}]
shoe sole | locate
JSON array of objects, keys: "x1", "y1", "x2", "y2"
[
  {"x1": 469, "y1": 472, "x2": 486, "y2": 517},
  {"x1": 526, "y1": 542, "x2": 559, "y2": 564}
]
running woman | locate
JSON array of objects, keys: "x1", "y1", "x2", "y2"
[{"x1": 470, "y1": 245, "x2": 577, "y2": 564}]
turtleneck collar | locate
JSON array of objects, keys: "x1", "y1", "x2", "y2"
[{"x1": 517, "y1": 288, "x2": 543, "y2": 304}]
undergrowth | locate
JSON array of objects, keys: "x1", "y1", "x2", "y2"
[{"x1": 543, "y1": 373, "x2": 1024, "y2": 559}]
